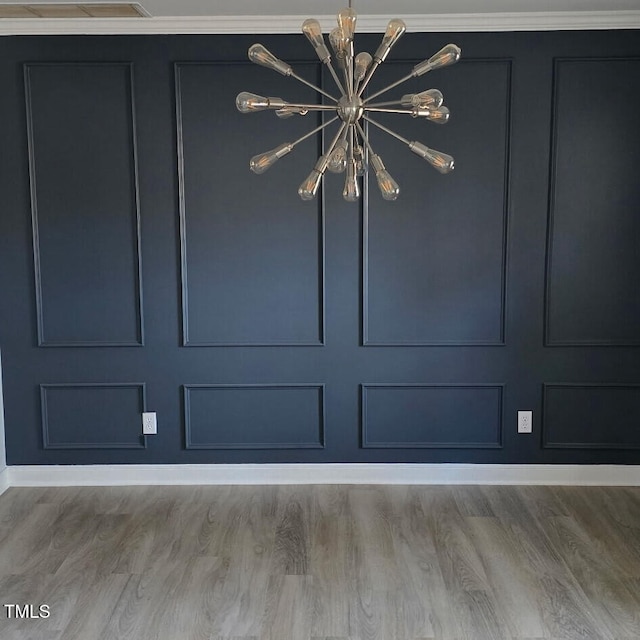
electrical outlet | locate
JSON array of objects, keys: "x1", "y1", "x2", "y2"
[
  {"x1": 142, "y1": 412, "x2": 157, "y2": 435},
  {"x1": 518, "y1": 410, "x2": 532, "y2": 434}
]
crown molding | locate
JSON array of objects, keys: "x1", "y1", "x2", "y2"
[
  {"x1": 6, "y1": 463, "x2": 640, "y2": 487},
  {"x1": 0, "y1": 11, "x2": 639, "y2": 36}
]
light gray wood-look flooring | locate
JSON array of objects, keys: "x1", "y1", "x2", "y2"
[{"x1": 1, "y1": 484, "x2": 639, "y2": 640}]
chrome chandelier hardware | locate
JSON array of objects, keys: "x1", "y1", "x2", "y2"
[{"x1": 236, "y1": 7, "x2": 461, "y2": 202}]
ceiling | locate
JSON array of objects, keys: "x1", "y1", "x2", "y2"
[
  {"x1": 124, "y1": 1, "x2": 640, "y2": 16},
  {"x1": 1, "y1": 0, "x2": 639, "y2": 33}
]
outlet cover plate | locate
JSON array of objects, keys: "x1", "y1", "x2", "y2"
[
  {"x1": 518, "y1": 410, "x2": 533, "y2": 434},
  {"x1": 142, "y1": 412, "x2": 157, "y2": 435}
]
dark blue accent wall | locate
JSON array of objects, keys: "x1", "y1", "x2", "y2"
[{"x1": 0, "y1": 31, "x2": 639, "y2": 466}]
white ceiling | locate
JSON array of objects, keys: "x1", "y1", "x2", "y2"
[
  {"x1": 1, "y1": 0, "x2": 640, "y2": 17},
  {"x1": 1, "y1": 0, "x2": 639, "y2": 33}
]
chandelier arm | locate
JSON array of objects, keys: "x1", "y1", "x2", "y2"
[
  {"x1": 365, "y1": 100, "x2": 405, "y2": 108},
  {"x1": 355, "y1": 121, "x2": 375, "y2": 156},
  {"x1": 346, "y1": 50, "x2": 354, "y2": 99},
  {"x1": 355, "y1": 125, "x2": 367, "y2": 162},
  {"x1": 356, "y1": 60, "x2": 381, "y2": 98},
  {"x1": 284, "y1": 103, "x2": 339, "y2": 111},
  {"x1": 291, "y1": 116, "x2": 340, "y2": 148},
  {"x1": 362, "y1": 72, "x2": 414, "y2": 103},
  {"x1": 341, "y1": 64, "x2": 352, "y2": 100},
  {"x1": 363, "y1": 115, "x2": 410, "y2": 145},
  {"x1": 365, "y1": 106, "x2": 418, "y2": 115},
  {"x1": 290, "y1": 71, "x2": 338, "y2": 102},
  {"x1": 326, "y1": 61, "x2": 347, "y2": 96},
  {"x1": 326, "y1": 121, "x2": 349, "y2": 157},
  {"x1": 348, "y1": 125, "x2": 355, "y2": 162}
]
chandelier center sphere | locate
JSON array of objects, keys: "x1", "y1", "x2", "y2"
[{"x1": 337, "y1": 95, "x2": 364, "y2": 125}]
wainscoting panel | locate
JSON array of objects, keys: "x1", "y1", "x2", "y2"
[
  {"x1": 41, "y1": 383, "x2": 146, "y2": 449},
  {"x1": 25, "y1": 63, "x2": 143, "y2": 347},
  {"x1": 362, "y1": 59, "x2": 511, "y2": 346},
  {"x1": 176, "y1": 62, "x2": 325, "y2": 346},
  {"x1": 361, "y1": 384, "x2": 503, "y2": 448},
  {"x1": 542, "y1": 384, "x2": 640, "y2": 449},
  {"x1": 545, "y1": 58, "x2": 640, "y2": 346},
  {"x1": 184, "y1": 384, "x2": 325, "y2": 449}
]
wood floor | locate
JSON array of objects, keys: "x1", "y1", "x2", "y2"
[{"x1": 0, "y1": 485, "x2": 639, "y2": 640}]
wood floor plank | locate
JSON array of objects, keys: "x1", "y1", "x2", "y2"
[
  {"x1": 482, "y1": 486, "x2": 613, "y2": 639},
  {"x1": 1, "y1": 484, "x2": 639, "y2": 640},
  {"x1": 309, "y1": 514, "x2": 351, "y2": 638},
  {"x1": 466, "y1": 516, "x2": 547, "y2": 638},
  {"x1": 386, "y1": 487, "x2": 453, "y2": 639}
]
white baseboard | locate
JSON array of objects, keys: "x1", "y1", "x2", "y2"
[
  {"x1": 0, "y1": 468, "x2": 9, "y2": 496},
  {"x1": 4, "y1": 463, "x2": 640, "y2": 488}
]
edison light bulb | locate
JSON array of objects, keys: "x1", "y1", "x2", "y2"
[
  {"x1": 377, "y1": 169, "x2": 400, "y2": 200},
  {"x1": 298, "y1": 170, "x2": 323, "y2": 200},
  {"x1": 426, "y1": 106, "x2": 450, "y2": 123},
  {"x1": 236, "y1": 92, "x2": 269, "y2": 113},
  {"x1": 250, "y1": 143, "x2": 293, "y2": 174},
  {"x1": 370, "y1": 154, "x2": 399, "y2": 200},
  {"x1": 329, "y1": 27, "x2": 348, "y2": 69},
  {"x1": 337, "y1": 7, "x2": 357, "y2": 41},
  {"x1": 354, "y1": 52, "x2": 372, "y2": 84},
  {"x1": 409, "y1": 141, "x2": 455, "y2": 173},
  {"x1": 427, "y1": 44, "x2": 462, "y2": 71},
  {"x1": 248, "y1": 43, "x2": 292, "y2": 76},
  {"x1": 302, "y1": 19, "x2": 331, "y2": 62},
  {"x1": 327, "y1": 139, "x2": 348, "y2": 173},
  {"x1": 329, "y1": 27, "x2": 347, "y2": 54},
  {"x1": 302, "y1": 19, "x2": 324, "y2": 49},
  {"x1": 374, "y1": 19, "x2": 406, "y2": 63},
  {"x1": 343, "y1": 160, "x2": 360, "y2": 202},
  {"x1": 413, "y1": 44, "x2": 461, "y2": 77},
  {"x1": 412, "y1": 105, "x2": 450, "y2": 123},
  {"x1": 401, "y1": 89, "x2": 443, "y2": 108}
]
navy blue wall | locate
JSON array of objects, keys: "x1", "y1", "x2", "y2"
[{"x1": 0, "y1": 31, "x2": 639, "y2": 465}]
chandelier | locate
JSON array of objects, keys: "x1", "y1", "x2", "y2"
[{"x1": 235, "y1": 6, "x2": 461, "y2": 202}]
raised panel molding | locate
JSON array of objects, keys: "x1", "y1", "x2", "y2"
[
  {"x1": 175, "y1": 62, "x2": 325, "y2": 347},
  {"x1": 40, "y1": 383, "x2": 147, "y2": 450},
  {"x1": 361, "y1": 383, "x2": 504, "y2": 449},
  {"x1": 544, "y1": 57, "x2": 640, "y2": 347},
  {"x1": 542, "y1": 383, "x2": 640, "y2": 449},
  {"x1": 25, "y1": 62, "x2": 144, "y2": 347},
  {"x1": 184, "y1": 384, "x2": 325, "y2": 450},
  {"x1": 362, "y1": 58, "x2": 512, "y2": 346}
]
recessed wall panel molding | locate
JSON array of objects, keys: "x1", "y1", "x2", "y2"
[
  {"x1": 362, "y1": 59, "x2": 512, "y2": 346},
  {"x1": 361, "y1": 384, "x2": 504, "y2": 449},
  {"x1": 184, "y1": 384, "x2": 325, "y2": 449},
  {"x1": 25, "y1": 63, "x2": 144, "y2": 347},
  {"x1": 543, "y1": 383, "x2": 640, "y2": 449},
  {"x1": 175, "y1": 63, "x2": 325, "y2": 347},
  {"x1": 40, "y1": 383, "x2": 147, "y2": 449},
  {"x1": 545, "y1": 58, "x2": 640, "y2": 346}
]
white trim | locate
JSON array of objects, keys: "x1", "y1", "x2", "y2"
[
  {"x1": 5, "y1": 463, "x2": 640, "y2": 487},
  {"x1": 0, "y1": 469, "x2": 9, "y2": 496},
  {"x1": 0, "y1": 11, "x2": 639, "y2": 35}
]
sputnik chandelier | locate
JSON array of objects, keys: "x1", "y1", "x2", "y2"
[{"x1": 236, "y1": 6, "x2": 461, "y2": 202}]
